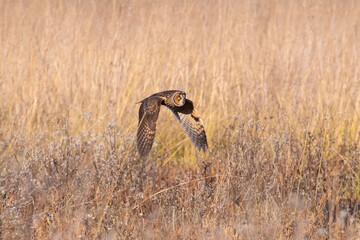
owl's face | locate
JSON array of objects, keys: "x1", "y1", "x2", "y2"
[{"x1": 172, "y1": 92, "x2": 186, "y2": 107}]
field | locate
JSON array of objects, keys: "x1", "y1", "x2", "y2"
[{"x1": 1, "y1": 0, "x2": 360, "y2": 239}]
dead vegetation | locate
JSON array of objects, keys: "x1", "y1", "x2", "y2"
[{"x1": 1, "y1": 0, "x2": 360, "y2": 239}]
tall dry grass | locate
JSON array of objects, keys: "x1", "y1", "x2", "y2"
[{"x1": 1, "y1": 0, "x2": 360, "y2": 239}]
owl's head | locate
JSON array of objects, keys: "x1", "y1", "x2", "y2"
[{"x1": 171, "y1": 91, "x2": 186, "y2": 107}]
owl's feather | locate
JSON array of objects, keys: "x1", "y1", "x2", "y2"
[
  {"x1": 137, "y1": 98, "x2": 162, "y2": 158},
  {"x1": 166, "y1": 99, "x2": 208, "y2": 152}
]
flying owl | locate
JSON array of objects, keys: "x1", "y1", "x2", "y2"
[{"x1": 136, "y1": 90, "x2": 208, "y2": 158}]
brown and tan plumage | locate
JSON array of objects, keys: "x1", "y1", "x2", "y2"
[{"x1": 137, "y1": 90, "x2": 208, "y2": 158}]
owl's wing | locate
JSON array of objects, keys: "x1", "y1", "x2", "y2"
[
  {"x1": 137, "y1": 97, "x2": 162, "y2": 158},
  {"x1": 166, "y1": 99, "x2": 208, "y2": 152}
]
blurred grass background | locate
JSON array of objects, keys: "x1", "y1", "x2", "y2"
[{"x1": 1, "y1": 0, "x2": 360, "y2": 239}]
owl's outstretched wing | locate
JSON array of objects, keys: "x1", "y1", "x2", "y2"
[
  {"x1": 166, "y1": 99, "x2": 208, "y2": 152},
  {"x1": 137, "y1": 97, "x2": 162, "y2": 158}
]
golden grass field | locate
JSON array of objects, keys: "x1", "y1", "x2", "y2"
[{"x1": 1, "y1": 0, "x2": 360, "y2": 239}]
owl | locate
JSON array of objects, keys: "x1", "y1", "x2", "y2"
[{"x1": 136, "y1": 90, "x2": 208, "y2": 158}]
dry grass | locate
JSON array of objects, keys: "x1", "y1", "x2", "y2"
[{"x1": 1, "y1": 0, "x2": 360, "y2": 239}]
